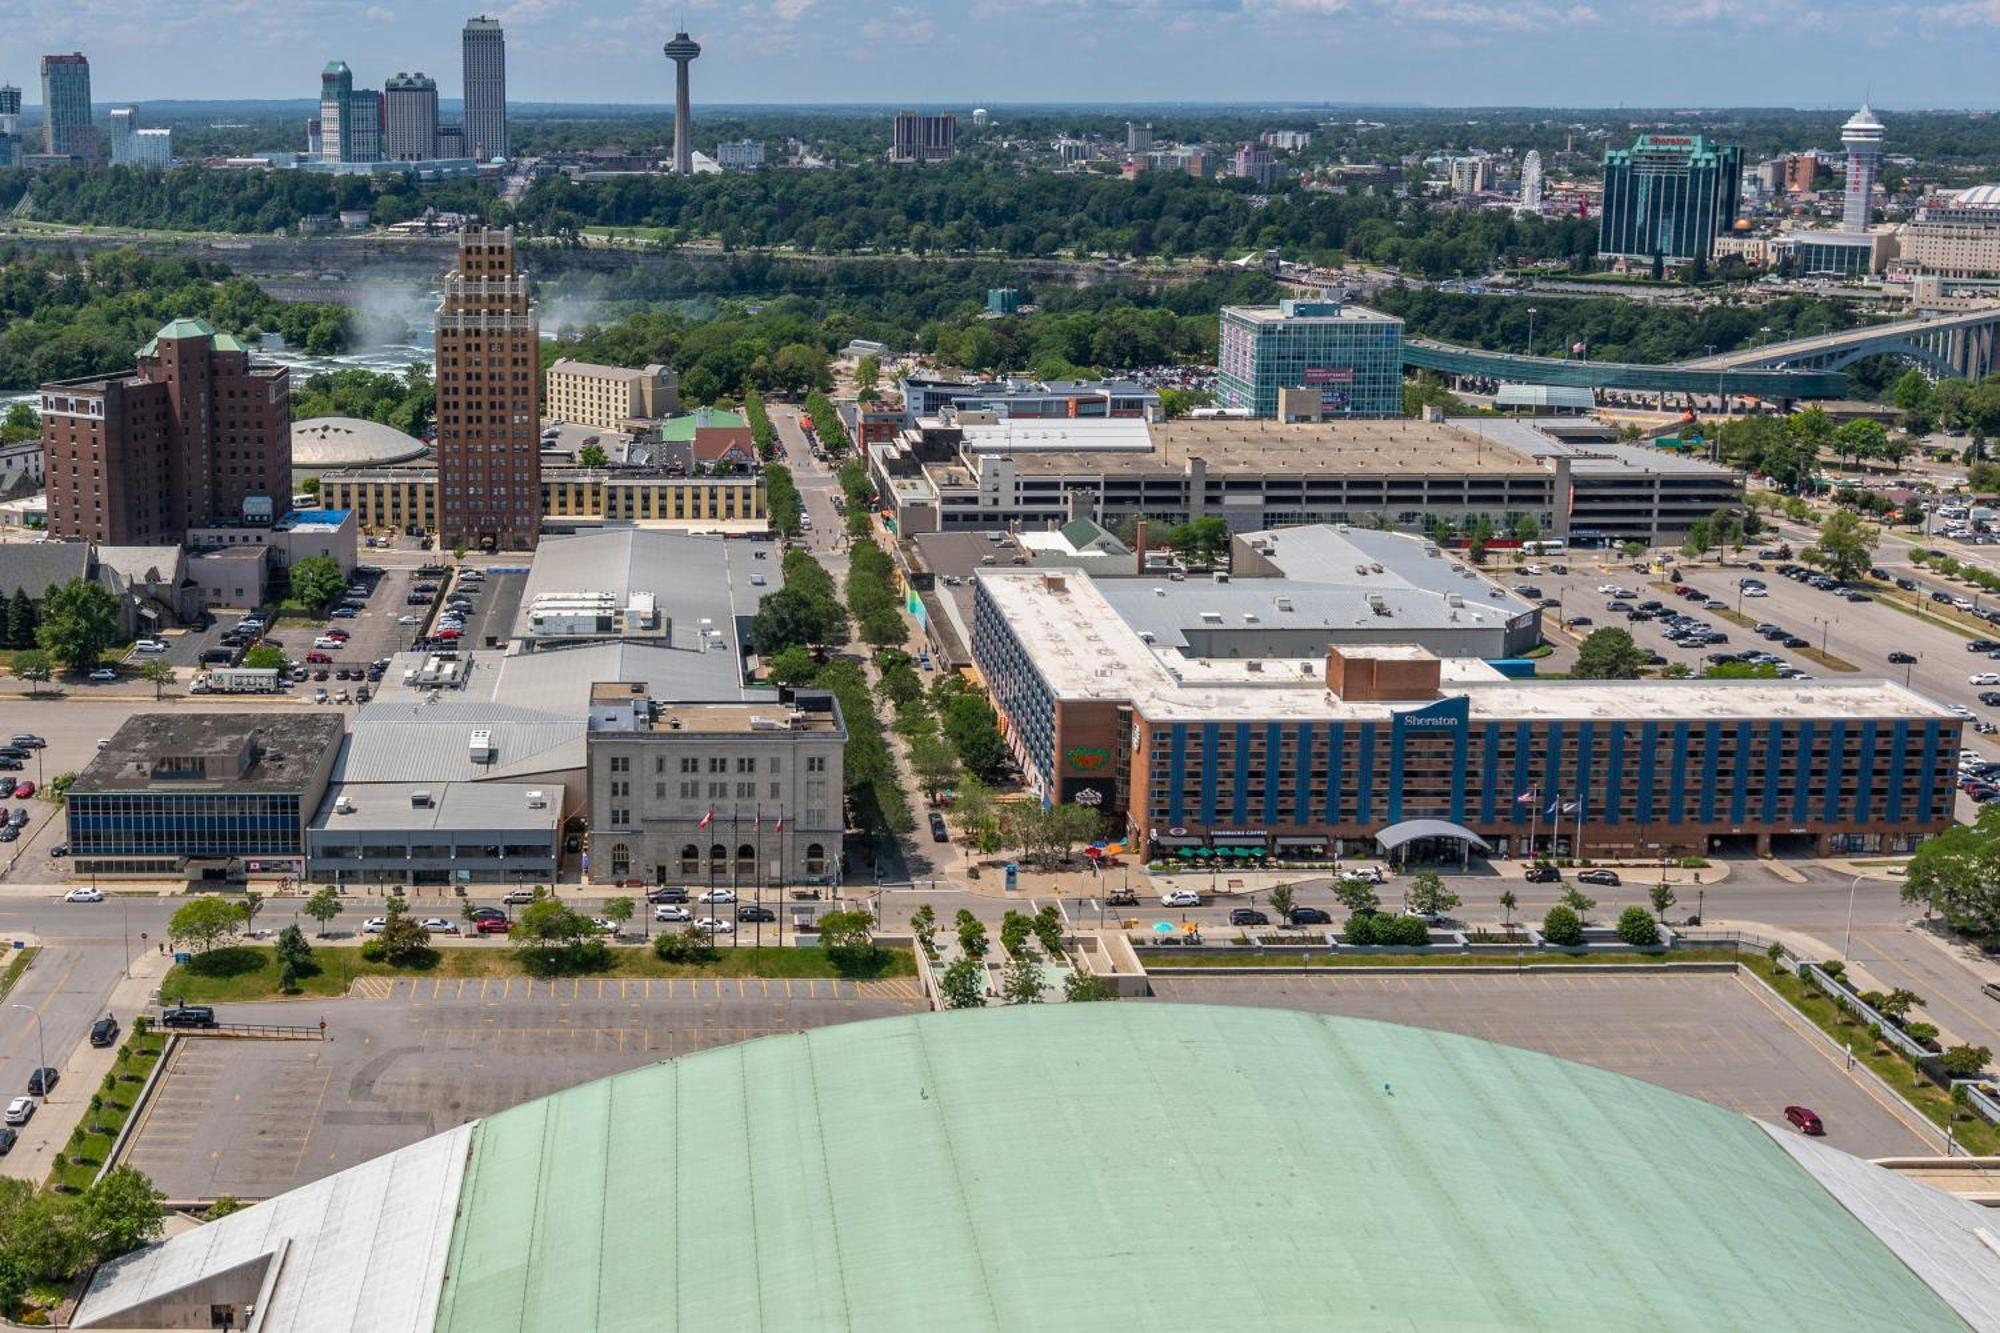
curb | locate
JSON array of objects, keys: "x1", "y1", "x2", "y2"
[
  {"x1": 97, "y1": 1032, "x2": 179, "y2": 1186},
  {"x1": 1144, "y1": 961, "x2": 1742, "y2": 978}
]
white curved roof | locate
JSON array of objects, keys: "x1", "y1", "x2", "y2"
[
  {"x1": 291, "y1": 416, "x2": 428, "y2": 468},
  {"x1": 1956, "y1": 184, "x2": 2000, "y2": 208}
]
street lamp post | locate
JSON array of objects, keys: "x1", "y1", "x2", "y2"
[
  {"x1": 8, "y1": 1004, "x2": 46, "y2": 1091},
  {"x1": 1842, "y1": 872, "x2": 1863, "y2": 965},
  {"x1": 1526, "y1": 307, "x2": 1538, "y2": 359}
]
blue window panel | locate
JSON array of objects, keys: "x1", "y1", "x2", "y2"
[
  {"x1": 1637, "y1": 722, "x2": 1658, "y2": 825},
  {"x1": 1728, "y1": 722, "x2": 1751, "y2": 825},
  {"x1": 1792, "y1": 721, "x2": 1816, "y2": 825},
  {"x1": 1698, "y1": 723, "x2": 1722, "y2": 825},
  {"x1": 1387, "y1": 722, "x2": 1405, "y2": 825},
  {"x1": 1232, "y1": 723, "x2": 1251, "y2": 827},
  {"x1": 1761, "y1": 722, "x2": 1783, "y2": 824},
  {"x1": 1293, "y1": 724, "x2": 1314, "y2": 826},
  {"x1": 1169, "y1": 726, "x2": 1187, "y2": 828},
  {"x1": 1918, "y1": 722, "x2": 1940, "y2": 823},
  {"x1": 1200, "y1": 723, "x2": 1220, "y2": 828},
  {"x1": 1854, "y1": 722, "x2": 1878, "y2": 824},
  {"x1": 1574, "y1": 722, "x2": 1594, "y2": 825},
  {"x1": 1605, "y1": 723, "x2": 1625, "y2": 826},
  {"x1": 1511, "y1": 722, "x2": 1532, "y2": 825},
  {"x1": 1326, "y1": 724, "x2": 1346, "y2": 826},
  {"x1": 1450, "y1": 722, "x2": 1468, "y2": 825},
  {"x1": 1886, "y1": 722, "x2": 1909, "y2": 823},
  {"x1": 1262, "y1": 724, "x2": 1283, "y2": 828},
  {"x1": 1822, "y1": 722, "x2": 1847, "y2": 824},
  {"x1": 1481, "y1": 723, "x2": 1500, "y2": 824},
  {"x1": 1545, "y1": 723, "x2": 1565, "y2": 812},
  {"x1": 1668, "y1": 722, "x2": 1690, "y2": 825},
  {"x1": 1357, "y1": 726, "x2": 1376, "y2": 826}
]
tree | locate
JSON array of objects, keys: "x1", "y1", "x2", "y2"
[
  {"x1": 1572, "y1": 628, "x2": 1647, "y2": 680},
  {"x1": 1649, "y1": 881, "x2": 1677, "y2": 920},
  {"x1": 767, "y1": 644, "x2": 817, "y2": 688},
  {"x1": 910, "y1": 903, "x2": 938, "y2": 961},
  {"x1": 999, "y1": 909, "x2": 1032, "y2": 958},
  {"x1": 1940, "y1": 1045, "x2": 1992, "y2": 1079},
  {"x1": 941, "y1": 692, "x2": 1008, "y2": 779},
  {"x1": 275, "y1": 923, "x2": 312, "y2": 973},
  {"x1": 940, "y1": 957, "x2": 986, "y2": 1009},
  {"x1": 8, "y1": 650, "x2": 52, "y2": 688},
  {"x1": 4, "y1": 588, "x2": 34, "y2": 650},
  {"x1": 955, "y1": 909, "x2": 989, "y2": 960},
  {"x1": 241, "y1": 889, "x2": 264, "y2": 936},
  {"x1": 653, "y1": 927, "x2": 718, "y2": 964},
  {"x1": 303, "y1": 885, "x2": 342, "y2": 936},
  {"x1": 1406, "y1": 869, "x2": 1462, "y2": 920},
  {"x1": 287, "y1": 555, "x2": 346, "y2": 612},
  {"x1": 1499, "y1": 889, "x2": 1518, "y2": 925},
  {"x1": 602, "y1": 896, "x2": 635, "y2": 937},
  {"x1": 1900, "y1": 804, "x2": 2000, "y2": 948},
  {"x1": 1558, "y1": 885, "x2": 1597, "y2": 919},
  {"x1": 1267, "y1": 883, "x2": 1296, "y2": 921},
  {"x1": 1541, "y1": 903, "x2": 1585, "y2": 946},
  {"x1": 79, "y1": 1166, "x2": 165, "y2": 1258},
  {"x1": 818, "y1": 909, "x2": 879, "y2": 973},
  {"x1": 137, "y1": 658, "x2": 176, "y2": 699},
  {"x1": 1064, "y1": 970, "x2": 1116, "y2": 1001},
  {"x1": 1680, "y1": 517, "x2": 1713, "y2": 560},
  {"x1": 1801, "y1": 509, "x2": 1877, "y2": 584},
  {"x1": 375, "y1": 897, "x2": 432, "y2": 966},
  {"x1": 167, "y1": 896, "x2": 246, "y2": 954},
  {"x1": 1164, "y1": 516, "x2": 1231, "y2": 568},
  {"x1": 1332, "y1": 878, "x2": 1380, "y2": 916},
  {"x1": 909, "y1": 735, "x2": 961, "y2": 802},
  {"x1": 576, "y1": 443, "x2": 609, "y2": 468},
  {"x1": 1615, "y1": 906, "x2": 1661, "y2": 946},
  {"x1": 5, "y1": 1192, "x2": 93, "y2": 1279},
  {"x1": 35, "y1": 577, "x2": 120, "y2": 674},
  {"x1": 1000, "y1": 955, "x2": 1045, "y2": 1004},
  {"x1": 1032, "y1": 904, "x2": 1064, "y2": 955},
  {"x1": 242, "y1": 643, "x2": 287, "y2": 671},
  {"x1": 751, "y1": 586, "x2": 845, "y2": 656}
]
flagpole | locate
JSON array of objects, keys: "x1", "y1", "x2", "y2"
[
  {"x1": 1528, "y1": 785, "x2": 1539, "y2": 861},
  {"x1": 1574, "y1": 793, "x2": 1586, "y2": 862},
  {"x1": 753, "y1": 804, "x2": 764, "y2": 951},
  {"x1": 730, "y1": 805, "x2": 740, "y2": 948}
]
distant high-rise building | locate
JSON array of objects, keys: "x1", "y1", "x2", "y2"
[
  {"x1": 1841, "y1": 103, "x2": 1884, "y2": 232},
  {"x1": 1234, "y1": 143, "x2": 1278, "y2": 188},
  {"x1": 129, "y1": 128, "x2": 171, "y2": 167},
  {"x1": 1597, "y1": 134, "x2": 1742, "y2": 265},
  {"x1": 1782, "y1": 152, "x2": 1826, "y2": 195},
  {"x1": 1448, "y1": 156, "x2": 1490, "y2": 195},
  {"x1": 383, "y1": 72, "x2": 440, "y2": 162},
  {"x1": 716, "y1": 138, "x2": 764, "y2": 171},
  {"x1": 1519, "y1": 150, "x2": 1544, "y2": 215},
  {"x1": 39, "y1": 318, "x2": 290, "y2": 544},
  {"x1": 345, "y1": 89, "x2": 382, "y2": 163},
  {"x1": 319, "y1": 61, "x2": 353, "y2": 161},
  {"x1": 40, "y1": 53, "x2": 95, "y2": 159},
  {"x1": 1215, "y1": 299, "x2": 1405, "y2": 419},
  {"x1": 1260, "y1": 130, "x2": 1312, "y2": 151},
  {"x1": 305, "y1": 117, "x2": 323, "y2": 159},
  {"x1": 663, "y1": 30, "x2": 701, "y2": 175},
  {"x1": 462, "y1": 16, "x2": 509, "y2": 161},
  {"x1": 0, "y1": 85, "x2": 19, "y2": 170},
  {"x1": 435, "y1": 123, "x2": 465, "y2": 159},
  {"x1": 1125, "y1": 122, "x2": 1153, "y2": 154},
  {"x1": 891, "y1": 112, "x2": 956, "y2": 164},
  {"x1": 434, "y1": 229, "x2": 540, "y2": 549},
  {"x1": 109, "y1": 106, "x2": 134, "y2": 163}
]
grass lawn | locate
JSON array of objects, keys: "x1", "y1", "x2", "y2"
[
  {"x1": 0, "y1": 947, "x2": 37, "y2": 1002},
  {"x1": 49, "y1": 1030, "x2": 168, "y2": 1193},
  {"x1": 1744, "y1": 956, "x2": 1999, "y2": 1156},
  {"x1": 1139, "y1": 946, "x2": 1744, "y2": 969},
  {"x1": 162, "y1": 941, "x2": 916, "y2": 1001}
]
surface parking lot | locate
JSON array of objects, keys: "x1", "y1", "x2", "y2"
[
  {"x1": 1148, "y1": 971, "x2": 1935, "y2": 1159},
  {"x1": 121, "y1": 978, "x2": 925, "y2": 1200}
]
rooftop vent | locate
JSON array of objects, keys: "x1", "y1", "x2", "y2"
[
  {"x1": 1200, "y1": 611, "x2": 1225, "y2": 624},
  {"x1": 411, "y1": 789, "x2": 433, "y2": 808},
  {"x1": 526, "y1": 790, "x2": 548, "y2": 809},
  {"x1": 333, "y1": 796, "x2": 354, "y2": 815},
  {"x1": 1275, "y1": 597, "x2": 1294, "y2": 612},
  {"x1": 469, "y1": 728, "x2": 494, "y2": 763}
]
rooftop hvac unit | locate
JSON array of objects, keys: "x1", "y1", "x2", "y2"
[
  {"x1": 334, "y1": 796, "x2": 354, "y2": 815},
  {"x1": 1367, "y1": 594, "x2": 1391, "y2": 617},
  {"x1": 411, "y1": 790, "x2": 433, "y2": 808},
  {"x1": 1355, "y1": 564, "x2": 1370, "y2": 575},
  {"x1": 470, "y1": 728, "x2": 494, "y2": 763},
  {"x1": 526, "y1": 790, "x2": 548, "y2": 809},
  {"x1": 1275, "y1": 597, "x2": 1294, "y2": 612}
]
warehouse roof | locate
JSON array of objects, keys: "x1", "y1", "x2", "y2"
[
  {"x1": 1008, "y1": 417, "x2": 1552, "y2": 478},
  {"x1": 78, "y1": 1005, "x2": 1996, "y2": 1331},
  {"x1": 512, "y1": 529, "x2": 769, "y2": 647},
  {"x1": 75, "y1": 713, "x2": 344, "y2": 794},
  {"x1": 336, "y1": 703, "x2": 583, "y2": 785},
  {"x1": 309, "y1": 781, "x2": 561, "y2": 835}
]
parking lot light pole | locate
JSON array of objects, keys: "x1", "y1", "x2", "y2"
[
  {"x1": 1842, "y1": 872, "x2": 1863, "y2": 966},
  {"x1": 8, "y1": 1005, "x2": 45, "y2": 1090}
]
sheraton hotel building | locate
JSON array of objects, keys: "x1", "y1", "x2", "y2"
[{"x1": 969, "y1": 542, "x2": 1960, "y2": 861}]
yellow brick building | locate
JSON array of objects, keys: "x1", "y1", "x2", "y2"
[
  {"x1": 544, "y1": 360, "x2": 678, "y2": 432},
  {"x1": 320, "y1": 467, "x2": 764, "y2": 533}
]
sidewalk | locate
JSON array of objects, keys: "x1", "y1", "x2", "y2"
[{"x1": 0, "y1": 948, "x2": 170, "y2": 1184}]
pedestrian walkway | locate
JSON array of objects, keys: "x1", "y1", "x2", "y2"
[
  {"x1": 348, "y1": 974, "x2": 923, "y2": 1002},
  {"x1": 0, "y1": 949, "x2": 169, "y2": 1183}
]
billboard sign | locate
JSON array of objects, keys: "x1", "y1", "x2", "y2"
[
  {"x1": 1393, "y1": 694, "x2": 1469, "y2": 746},
  {"x1": 1302, "y1": 366, "x2": 1354, "y2": 411}
]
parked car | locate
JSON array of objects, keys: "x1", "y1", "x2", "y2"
[
  {"x1": 697, "y1": 888, "x2": 737, "y2": 904},
  {"x1": 1160, "y1": 889, "x2": 1202, "y2": 908},
  {"x1": 1577, "y1": 869, "x2": 1622, "y2": 887},
  {"x1": 8, "y1": 735, "x2": 44, "y2": 749},
  {"x1": 739, "y1": 905, "x2": 777, "y2": 923},
  {"x1": 3, "y1": 1098, "x2": 32, "y2": 1127},
  {"x1": 1783, "y1": 1104, "x2": 1825, "y2": 1136},
  {"x1": 648, "y1": 887, "x2": 689, "y2": 904},
  {"x1": 157, "y1": 1006, "x2": 217, "y2": 1030},
  {"x1": 694, "y1": 917, "x2": 735, "y2": 935},
  {"x1": 26, "y1": 1067, "x2": 58, "y2": 1096},
  {"x1": 1105, "y1": 886, "x2": 1140, "y2": 906},
  {"x1": 655, "y1": 904, "x2": 694, "y2": 923},
  {"x1": 87, "y1": 667, "x2": 117, "y2": 682},
  {"x1": 0, "y1": 1127, "x2": 16, "y2": 1155},
  {"x1": 1340, "y1": 866, "x2": 1387, "y2": 885},
  {"x1": 503, "y1": 889, "x2": 539, "y2": 905},
  {"x1": 1286, "y1": 906, "x2": 1333, "y2": 926},
  {"x1": 928, "y1": 811, "x2": 949, "y2": 843},
  {"x1": 90, "y1": 1016, "x2": 119, "y2": 1047},
  {"x1": 1228, "y1": 908, "x2": 1270, "y2": 927},
  {"x1": 1524, "y1": 864, "x2": 1562, "y2": 883},
  {"x1": 361, "y1": 917, "x2": 386, "y2": 934},
  {"x1": 475, "y1": 916, "x2": 513, "y2": 935},
  {"x1": 1888, "y1": 651, "x2": 1917, "y2": 664},
  {"x1": 417, "y1": 918, "x2": 460, "y2": 935},
  {"x1": 63, "y1": 887, "x2": 103, "y2": 904}
]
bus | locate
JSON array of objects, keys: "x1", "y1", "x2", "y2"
[{"x1": 1520, "y1": 539, "x2": 1568, "y2": 555}]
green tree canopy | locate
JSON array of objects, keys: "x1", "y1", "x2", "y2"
[
  {"x1": 1902, "y1": 804, "x2": 2000, "y2": 947},
  {"x1": 1572, "y1": 627, "x2": 1647, "y2": 680},
  {"x1": 167, "y1": 896, "x2": 246, "y2": 954},
  {"x1": 35, "y1": 577, "x2": 120, "y2": 673},
  {"x1": 287, "y1": 555, "x2": 346, "y2": 611},
  {"x1": 1801, "y1": 510, "x2": 1877, "y2": 584}
]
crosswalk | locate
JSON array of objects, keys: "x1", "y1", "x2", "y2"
[{"x1": 348, "y1": 975, "x2": 924, "y2": 1002}]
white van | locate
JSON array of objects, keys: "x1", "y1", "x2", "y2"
[{"x1": 132, "y1": 639, "x2": 168, "y2": 654}]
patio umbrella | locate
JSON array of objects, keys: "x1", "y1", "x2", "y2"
[
  {"x1": 1083, "y1": 846, "x2": 1104, "y2": 860},
  {"x1": 1179, "y1": 921, "x2": 1200, "y2": 934},
  {"x1": 1151, "y1": 920, "x2": 1176, "y2": 935}
]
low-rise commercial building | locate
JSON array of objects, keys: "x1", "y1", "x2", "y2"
[
  {"x1": 545, "y1": 360, "x2": 678, "y2": 432},
  {"x1": 67, "y1": 713, "x2": 344, "y2": 880},
  {"x1": 584, "y1": 683, "x2": 846, "y2": 886},
  {"x1": 318, "y1": 468, "x2": 764, "y2": 534},
  {"x1": 894, "y1": 376, "x2": 1161, "y2": 429},
  {"x1": 187, "y1": 507, "x2": 359, "y2": 575},
  {"x1": 306, "y1": 781, "x2": 560, "y2": 887},
  {"x1": 970, "y1": 568, "x2": 1959, "y2": 859}
]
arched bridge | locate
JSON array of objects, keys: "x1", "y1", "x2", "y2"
[
  {"x1": 1679, "y1": 306, "x2": 2000, "y2": 381},
  {"x1": 1402, "y1": 338, "x2": 1848, "y2": 400}
]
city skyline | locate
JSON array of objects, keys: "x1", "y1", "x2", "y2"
[{"x1": 6, "y1": 1, "x2": 2000, "y2": 109}]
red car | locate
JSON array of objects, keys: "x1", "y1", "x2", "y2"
[
  {"x1": 323, "y1": 629, "x2": 350, "y2": 641},
  {"x1": 474, "y1": 916, "x2": 512, "y2": 935},
  {"x1": 1783, "y1": 1105, "x2": 1824, "y2": 1136},
  {"x1": 436, "y1": 628, "x2": 461, "y2": 640},
  {"x1": 11, "y1": 782, "x2": 33, "y2": 800},
  {"x1": 305, "y1": 652, "x2": 333, "y2": 665}
]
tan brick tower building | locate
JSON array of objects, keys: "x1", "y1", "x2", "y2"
[{"x1": 435, "y1": 227, "x2": 541, "y2": 550}]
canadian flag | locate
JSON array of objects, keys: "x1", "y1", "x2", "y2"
[
  {"x1": 698, "y1": 808, "x2": 713, "y2": 830},
  {"x1": 775, "y1": 809, "x2": 785, "y2": 834}
]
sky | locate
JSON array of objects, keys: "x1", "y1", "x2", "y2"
[{"x1": 14, "y1": 0, "x2": 2000, "y2": 109}]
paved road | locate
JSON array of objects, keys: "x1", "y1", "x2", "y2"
[{"x1": 0, "y1": 940, "x2": 126, "y2": 1108}]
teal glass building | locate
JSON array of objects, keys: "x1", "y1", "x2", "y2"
[
  {"x1": 1216, "y1": 300, "x2": 1405, "y2": 418},
  {"x1": 1598, "y1": 135, "x2": 1742, "y2": 264}
]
